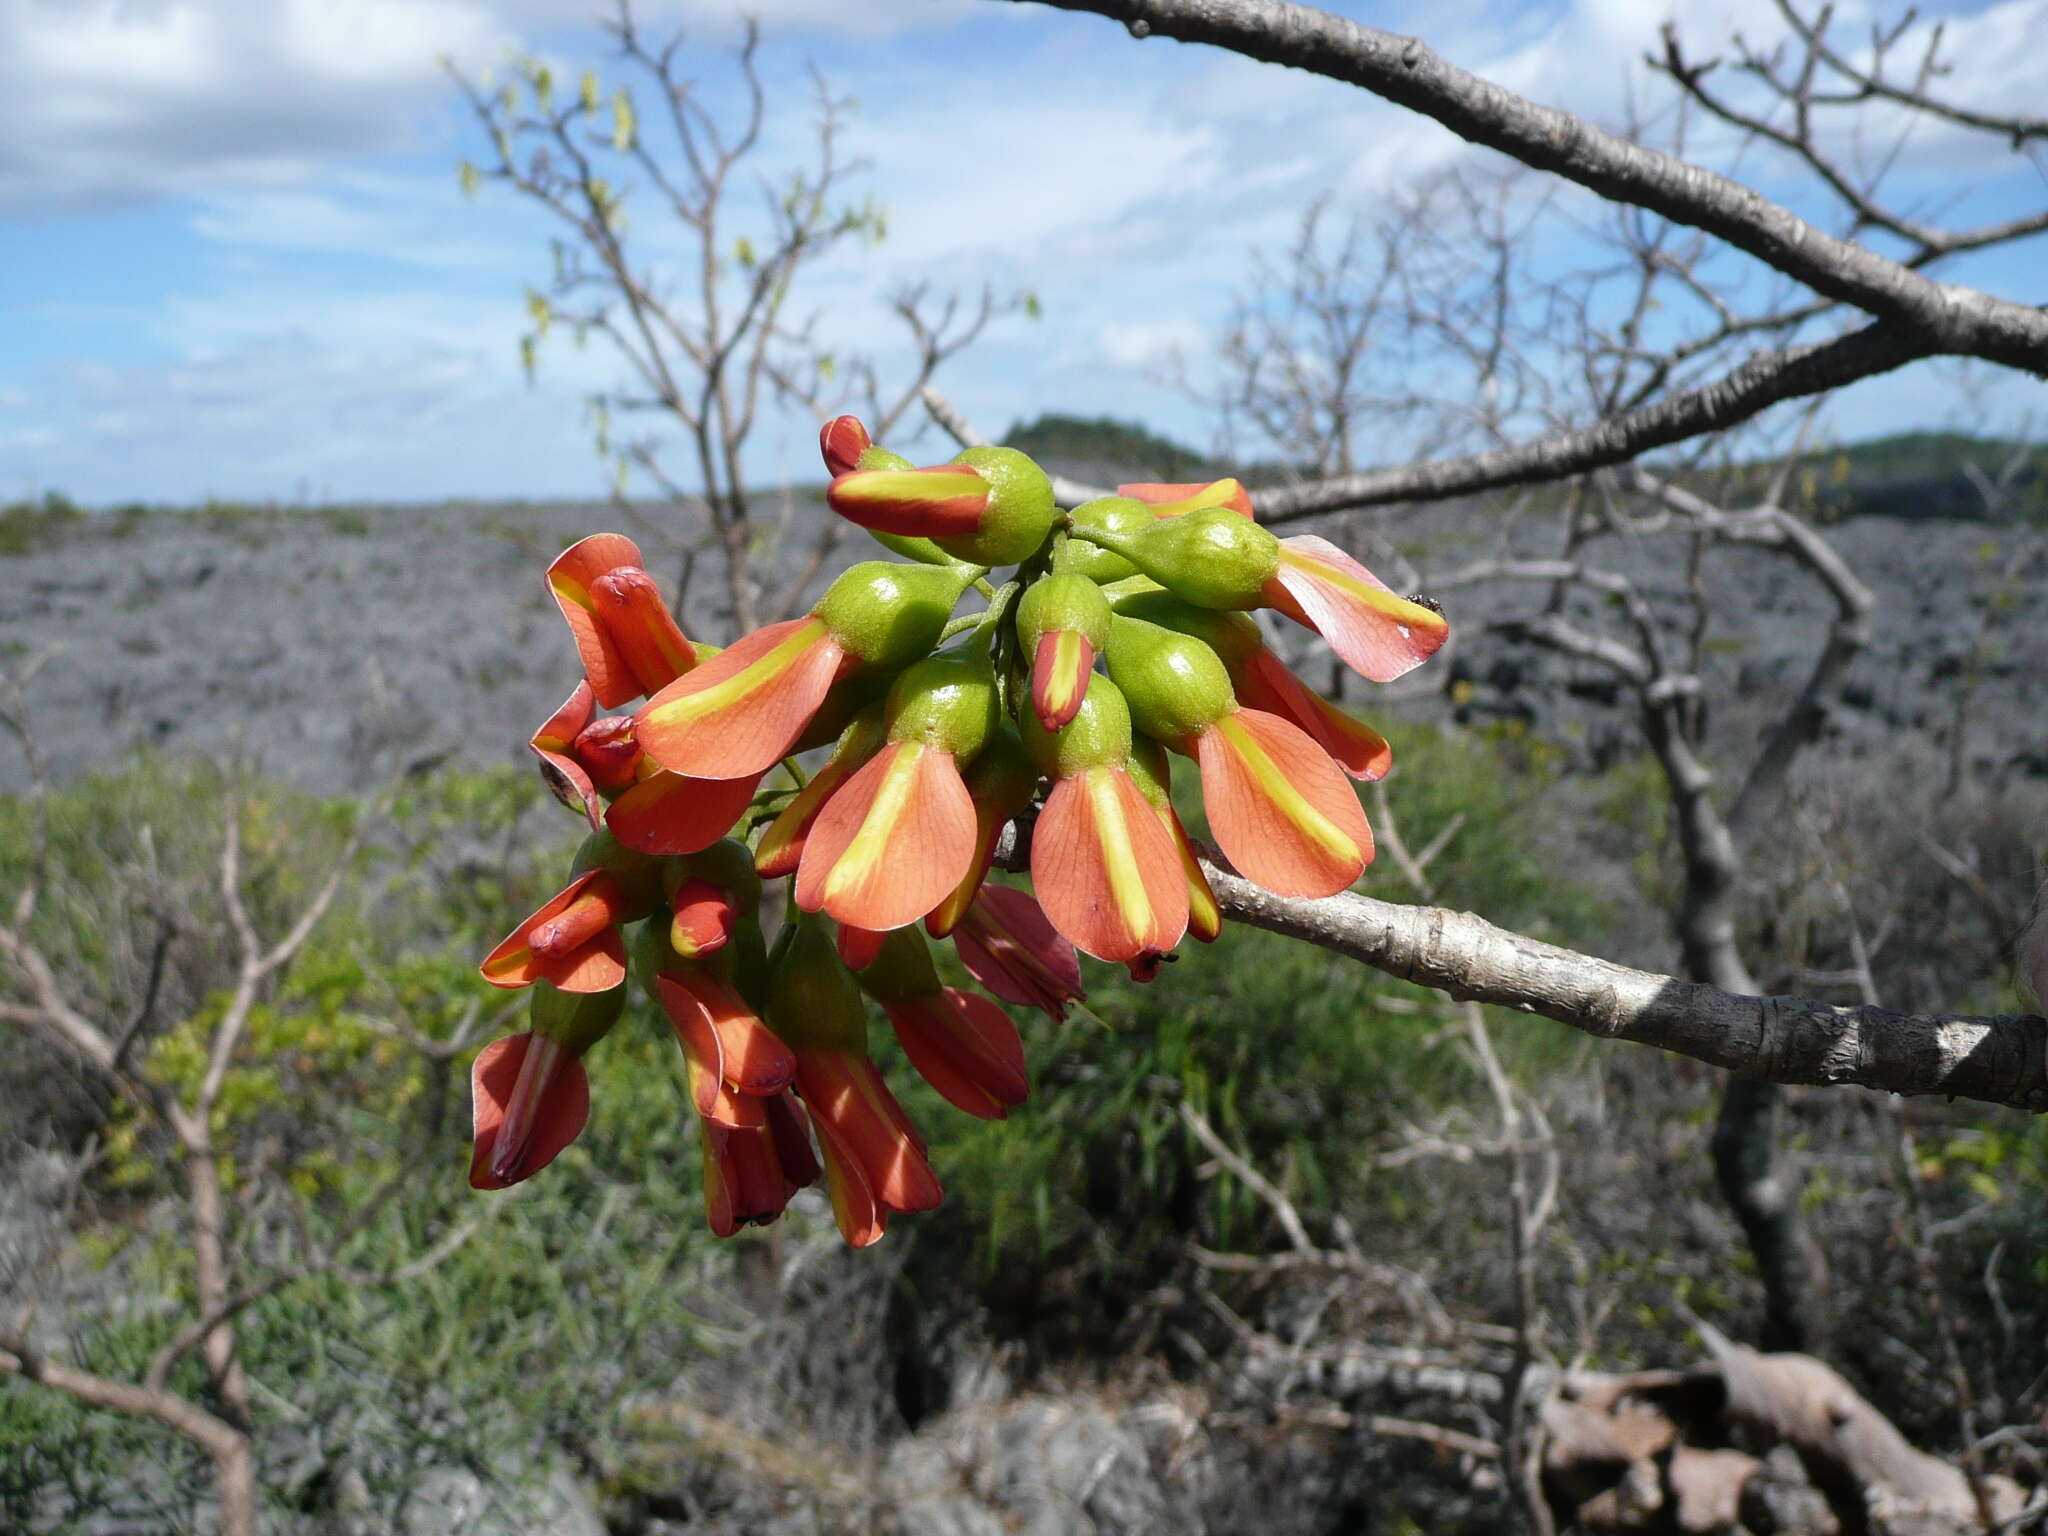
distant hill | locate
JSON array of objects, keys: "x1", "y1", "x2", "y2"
[{"x1": 1002, "y1": 413, "x2": 1220, "y2": 484}]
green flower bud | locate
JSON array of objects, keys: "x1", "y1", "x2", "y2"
[
  {"x1": 1019, "y1": 672, "x2": 1135, "y2": 779},
  {"x1": 934, "y1": 446, "x2": 1056, "y2": 567},
  {"x1": 963, "y1": 724, "x2": 1040, "y2": 818},
  {"x1": 764, "y1": 912, "x2": 869, "y2": 1055},
  {"x1": 1060, "y1": 497, "x2": 1151, "y2": 582},
  {"x1": 1070, "y1": 507, "x2": 1281, "y2": 610},
  {"x1": 815, "y1": 560, "x2": 980, "y2": 669},
  {"x1": 886, "y1": 648, "x2": 1000, "y2": 760},
  {"x1": 1102, "y1": 615, "x2": 1237, "y2": 743},
  {"x1": 528, "y1": 977, "x2": 625, "y2": 1054},
  {"x1": 1016, "y1": 571, "x2": 1112, "y2": 653}
]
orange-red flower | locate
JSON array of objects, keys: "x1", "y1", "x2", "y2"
[
  {"x1": 693, "y1": 1089, "x2": 821, "y2": 1238},
  {"x1": 469, "y1": 983, "x2": 624, "y2": 1190},
  {"x1": 659, "y1": 967, "x2": 798, "y2": 1106},
  {"x1": 469, "y1": 1031, "x2": 590, "y2": 1189},
  {"x1": 767, "y1": 917, "x2": 943, "y2": 1248},
  {"x1": 1189, "y1": 707, "x2": 1373, "y2": 898},
  {"x1": 794, "y1": 741, "x2": 977, "y2": 932},
  {"x1": 1263, "y1": 534, "x2": 1449, "y2": 683},
  {"x1": 853, "y1": 928, "x2": 1028, "y2": 1120},
  {"x1": 1024, "y1": 678, "x2": 1188, "y2": 965},
  {"x1": 888, "y1": 987, "x2": 1027, "y2": 1120},
  {"x1": 547, "y1": 534, "x2": 699, "y2": 708},
  {"x1": 925, "y1": 726, "x2": 1038, "y2": 938},
  {"x1": 950, "y1": 884, "x2": 1085, "y2": 1020},
  {"x1": 480, "y1": 870, "x2": 636, "y2": 993},
  {"x1": 668, "y1": 877, "x2": 739, "y2": 961},
  {"x1": 819, "y1": 414, "x2": 872, "y2": 477}
]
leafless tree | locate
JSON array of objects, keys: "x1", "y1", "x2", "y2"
[{"x1": 452, "y1": 1, "x2": 1028, "y2": 633}]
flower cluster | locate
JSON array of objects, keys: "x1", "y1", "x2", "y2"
[{"x1": 475, "y1": 417, "x2": 1448, "y2": 1246}]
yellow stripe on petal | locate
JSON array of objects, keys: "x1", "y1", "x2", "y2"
[
  {"x1": 642, "y1": 618, "x2": 827, "y2": 733},
  {"x1": 1085, "y1": 767, "x2": 1156, "y2": 943},
  {"x1": 1214, "y1": 714, "x2": 1359, "y2": 866},
  {"x1": 823, "y1": 744, "x2": 926, "y2": 910},
  {"x1": 1276, "y1": 549, "x2": 1442, "y2": 634}
]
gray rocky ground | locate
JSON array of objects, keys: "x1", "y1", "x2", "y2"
[{"x1": 3, "y1": 490, "x2": 2041, "y2": 800}]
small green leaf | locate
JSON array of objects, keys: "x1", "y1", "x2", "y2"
[
  {"x1": 579, "y1": 69, "x2": 599, "y2": 113},
  {"x1": 733, "y1": 236, "x2": 756, "y2": 269},
  {"x1": 1023, "y1": 290, "x2": 1042, "y2": 321},
  {"x1": 519, "y1": 334, "x2": 537, "y2": 381},
  {"x1": 457, "y1": 160, "x2": 480, "y2": 200},
  {"x1": 613, "y1": 89, "x2": 636, "y2": 152}
]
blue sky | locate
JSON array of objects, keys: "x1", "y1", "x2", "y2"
[{"x1": 2, "y1": 0, "x2": 2043, "y2": 507}]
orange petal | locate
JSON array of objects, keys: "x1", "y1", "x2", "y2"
[
  {"x1": 1266, "y1": 536, "x2": 1448, "y2": 683},
  {"x1": 1030, "y1": 630, "x2": 1094, "y2": 733},
  {"x1": 888, "y1": 988, "x2": 1028, "y2": 1120},
  {"x1": 658, "y1": 971, "x2": 796, "y2": 1099},
  {"x1": 794, "y1": 743, "x2": 977, "y2": 933},
  {"x1": 636, "y1": 617, "x2": 843, "y2": 780},
  {"x1": 765, "y1": 1092, "x2": 822, "y2": 1192},
  {"x1": 669, "y1": 878, "x2": 738, "y2": 961},
  {"x1": 1194, "y1": 709, "x2": 1373, "y2": 898},
  {"x1": 1029, "y1": 768, "x2": 1188, "y2": 963},
  {"x1": 796, "y1": 1051, "x2": 943, "y2": 1215},
  {"x1": 820, "y1": 414, "x2": 872, "y2": 476},
  {"x1": 1118, "y1": 479, "x2": 1255, "y2": 518},
  {"x1": 951, "y1": 884, "x2": 1085, "y2": 1018},
  {"x1": 826, "y1": 465, "x2": 989, "y2": 537},
  {"x1": 588, "y1": 565, "x2": 697, "y2": 698},
  {"x1": 469, "y1": 1033, "x2": 590, "y2": 1189},
  {"x1": 837, "y1": 923, "x2": 887, "y2": 972},
  {"x1": 815, "y1": 1122, "x2": 889, "y2": 1247},
  {"x1": 1233, "y1": 649, "x2": 1393, "y2": 782},
  {"x1": 480, "y1": 872, "x2": 631, "y2": 992},
  {"x1": 530, "y1": 683, "x2": 602, "y2": 828},
  {"x1": 605, "y1": 768, "x2": 762, "y2": 856},
  {"x1": 547, "y1": 534, "x2": 667, "y2": 708}
]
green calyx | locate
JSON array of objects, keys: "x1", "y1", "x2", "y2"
[
  {"x1": 1107, "y1": 588, "x2": 1263, "y2": 669},
  {"x1": 764, "y1": 913, "x2": 869, "y2": 1056},
  {"x1": 1125, "y1": 734, "x2": 1175, "y2": 812},
  {"x1": 963, "y1": 724, "x2": 1040, "y2": 818},
  {"x1": 851, "y1": 926, "x2": 941, "y2": 1005},
  {"x1": 528, "y1": 978, "x2": 625, "y2": 1055},
  {"x1": 569, "y1": 828, "x2": 664, "y2": 913},
  {"x1": 815, "y1": 560, "x2": 981, "y2": 669},
  {"x1": 1069, "y1": 506, "x2": 1280, "y2": 610},
  {"x1": 886, "y1": 648, "x2": 1000, "y2": 760},
  {"x1": 934, "y1": 447, "x2": 1056, "y2": 568},
  {"x1": 1061, "y1": 497, "x2": 1152, "y2": 582},
  {"x1": 1103, "y1": 615, "x2": 1237, "y2": 744},
  {"x1": 1016, "y1": 570, "x2": 1112, "y2": 652},
  {"x1": 1019, "y1": 672, "x2": 1135, "y2": 779}
]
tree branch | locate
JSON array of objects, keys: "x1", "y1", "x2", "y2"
[
  {"x1": 1200, "y1": 863, "x2": 2048, "y2": 1113},
  {"x1": 1002, "y1": 0, "x2": 2048, "y2": 372}
]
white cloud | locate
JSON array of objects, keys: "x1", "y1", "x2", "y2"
[{"x1": 0, "y1": 0, "x2": 974, "y2": 212}]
